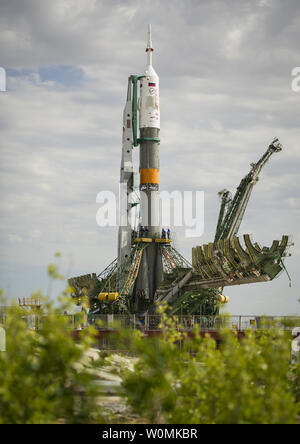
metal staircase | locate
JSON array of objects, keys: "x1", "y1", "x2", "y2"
[{"x1": 120, "y1": 244, "x2": 148, "y2": 297}]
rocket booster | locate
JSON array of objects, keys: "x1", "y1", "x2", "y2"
[
  {"x1": 139, "y1": 24, "x2": 160, "y2": 237},
  {"x1": 118, "y1": 77, "x2": 134, "y2": 266}
]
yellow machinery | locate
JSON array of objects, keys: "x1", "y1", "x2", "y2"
[
  {"x1": 98, "y1": 292, "x2": 119, "y2": 302},
  {"x1": 216, "y1": 294, "x2": 230, "y2": 304},
  {"x1": 133, "y1": 238, "x2": 153, "y2": 243}
]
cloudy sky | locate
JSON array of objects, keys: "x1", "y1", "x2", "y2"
[{"x1": 0, "y1": 0, "x2": 299, "y2": 314}]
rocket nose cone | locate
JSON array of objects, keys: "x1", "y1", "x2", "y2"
[{"x1": 145, "y1": 64, "x2": 157, "y2": 77}]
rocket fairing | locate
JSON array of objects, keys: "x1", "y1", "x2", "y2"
[{"x1": 139, "y1": 25, "x2": 160, "y2": 130}]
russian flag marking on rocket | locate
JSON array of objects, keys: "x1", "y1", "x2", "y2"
[{"x1": 148, "y1": 82, "x2": 156, "y2": 86}]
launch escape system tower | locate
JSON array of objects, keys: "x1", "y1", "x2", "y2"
[{"x1": 69, "y1": 26, "x2": 292, "y2": 317}]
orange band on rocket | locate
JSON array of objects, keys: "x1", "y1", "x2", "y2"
[{"x1": 140, "y1": 168, "x2": 159, "y2": 184}]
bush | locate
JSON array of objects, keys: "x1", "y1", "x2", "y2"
[
  {"x1": 0, "y1": 272, "x2": 104, "y2": 423},
  {"x1": 121, "y1": 308, "x2": 300, "y2": 424}
]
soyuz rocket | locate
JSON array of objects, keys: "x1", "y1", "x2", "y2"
[
  {"x1": 139, "y1": 24, "x2": 160, "y2": 237},
  {"x1": 118, "y1": 25, "x2": 163, "y2": 307}
]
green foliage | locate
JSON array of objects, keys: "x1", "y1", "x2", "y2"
[
  {"x1": 0, "y1": 300, "x2": 104, "y2": 424},
  {"x1": 289, "y1": 364, "x2": 300, "y2": 412},
  {"x1": 0, "y1": 255, "x2": 299, "y2": 424},
  {"x1": 0, "y1": 256, "x2": 104, "y2": 424},
  {"x1": 121, "y1": 308, "x2": 300, "y2": 424},
  {"x1": 47, "y1": 263, "x2": 64, "y2": 280}
]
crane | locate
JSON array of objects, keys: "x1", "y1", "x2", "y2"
[{"x1": 214, "y1": 138, "x2": 282, "y2": 242}]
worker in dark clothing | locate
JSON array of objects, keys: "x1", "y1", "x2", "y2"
[
  {"x1": 161, "y1": 228, "x2": 166, "y2": 239},
  {"x1": 144, "y1": 226, "x2": 149, "y2": 237},
  {"x1": 167, "y1": 228, "x2": 171, "y2": 239}
]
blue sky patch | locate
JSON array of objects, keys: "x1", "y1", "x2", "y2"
[
  {"x1": 39, "y1": 65, "x2": 84, "y2": 88},
  {"x1": 6, "y1": 65, "x2": 84, "y2": 89}
]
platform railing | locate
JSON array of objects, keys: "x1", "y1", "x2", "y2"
[
  {"x1": 89, "y1": 314, "x2": 300, "y2": 331},
  {"x1": 1, "y1": 311, "x2": 299, "y2": 331}
]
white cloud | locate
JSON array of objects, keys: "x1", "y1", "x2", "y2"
[{"x1": 0, "y1": 0, "x2": 299, "y2": 313}]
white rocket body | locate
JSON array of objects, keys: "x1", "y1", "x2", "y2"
[
  {"x1": 118, "y1": 25, "x2": 164, "y2": 305},
  {"x1": 139, "y1": 67, "x2": 160, "y2": 129}
]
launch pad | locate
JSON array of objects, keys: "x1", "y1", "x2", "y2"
[{"x1": 69, "y1": 26, "x2": 292, "y2": 319}]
